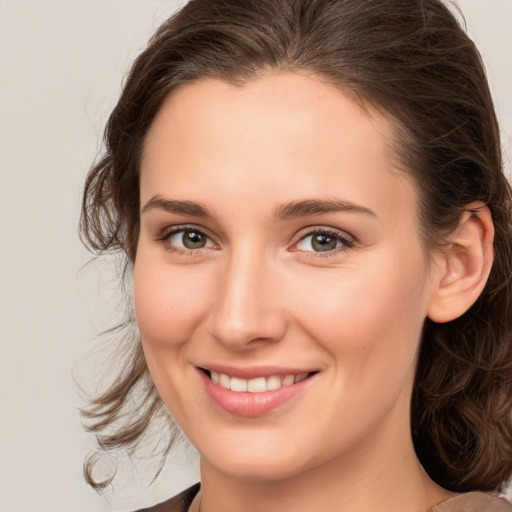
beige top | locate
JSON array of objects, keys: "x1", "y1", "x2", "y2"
[
  {"x1": 427, "y1": 492, "x2": 512, "y2": 512},
  {"x1": 136, "y1": 485, "x2": 512, "y2": 512}
]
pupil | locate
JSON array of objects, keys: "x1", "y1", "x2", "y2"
[
  {"x1": 183, "y1": 231, "x2": 206, "y2": 249},
  {"x1": 312, "y1": 234, "x2": 336, "y2": 252}
]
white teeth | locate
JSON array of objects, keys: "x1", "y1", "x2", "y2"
[
  {"x1": 266, "y1": 375, "x2": 282, "y2": 391},
  {"x1": 247, "y1": 377, "x2": 267, "y2": 392},
  {"x1": 210, "y1": 371, "x2": 310, "y2": 393},
  {"x1": 230, "y1": 377, "x2": 248, "y2": 392},
  {"x1": 282, "y1": 374, "x2": 295, "y2": 386},
  {"x1": 294, "y1": 372, "x2": 308, "y2": 383},
  {"x1": 219, "y1": 373, "x2": 230, "y2": 389}
]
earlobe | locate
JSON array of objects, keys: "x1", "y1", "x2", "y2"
[{"x1": 427, "y1": 203, "x2": 494, "y2": 324}]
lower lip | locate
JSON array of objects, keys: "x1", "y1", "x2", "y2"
[{"x1": 200, "y1": 371, "x2": 316, "y2": 417}]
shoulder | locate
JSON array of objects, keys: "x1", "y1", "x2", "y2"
[
  {"x1": 134, "y1": 483, "x2": 200, "y2": 512},
  {"x1": 429, "y1": 492, "x2": 512, "y2": 512}
]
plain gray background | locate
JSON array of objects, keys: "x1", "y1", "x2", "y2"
[{"x1": 0, "y1": 1, "x2": 511, "y2": 511}]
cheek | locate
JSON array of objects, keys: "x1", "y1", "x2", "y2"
[
  {"x1": 133, "y1": 255, "x2": 210, "y2": 347},
  {"x1": 290, "y1": 251, "x2": 429, "y2": 370},
  {"x1": 133, "y1": 255, "x2": 212, "y2": 416}
]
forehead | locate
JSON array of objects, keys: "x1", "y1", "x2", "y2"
[
  {"x1": 143, "y1": 72, "x2": 394, "y2": 167},
  {"x1": 140, "y1": 72, "x2": 417, "y2": 226}
]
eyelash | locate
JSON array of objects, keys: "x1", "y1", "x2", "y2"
[
  {"x1": 156, "y1": 225, "x2": 355, "y2": 257},
  {"x1": 157, "y1": 224, "x2": 217, "y2": 256},
  {"x1": 291, "y1": 227, "x2": 355, "y2": 257}
]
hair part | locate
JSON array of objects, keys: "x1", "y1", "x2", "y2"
[{"x1": 81, "y1": 0, "x2": 512, "y2": 492}]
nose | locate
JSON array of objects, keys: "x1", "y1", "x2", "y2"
[{"x1": 206, "y1": 249, "x2": 288, "y2": 350}]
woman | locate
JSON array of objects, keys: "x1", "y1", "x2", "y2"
[{"x1": 80, "y1": 0, "x2": 512, "y2": 510}]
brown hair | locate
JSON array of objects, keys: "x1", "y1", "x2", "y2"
[{"x1": 81, "y1": 0, "x2": 512, "y2": 493}]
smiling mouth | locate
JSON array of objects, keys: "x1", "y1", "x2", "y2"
[{"x1": 205, "y1": 370, "x2": 314, "y2": 393}]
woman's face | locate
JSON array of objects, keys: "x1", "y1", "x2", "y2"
[{"x1": 135, "y1": 73, "x2": 441, "y2": 482}]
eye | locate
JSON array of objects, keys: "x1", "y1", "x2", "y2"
[
  {"x1": 159, "y1": 226, "x2": 216, "y2": 252},
  {"x1": 294, "y1": 229, "x2": 354, "y2": 253}
]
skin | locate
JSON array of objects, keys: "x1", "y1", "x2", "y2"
[{"x1": 134, "y1": 72, "x2": 466, "y2": 512}]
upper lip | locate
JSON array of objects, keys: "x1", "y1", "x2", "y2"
[{"x1": 198, "y1": 364, "x2": 318, "y2": 379}]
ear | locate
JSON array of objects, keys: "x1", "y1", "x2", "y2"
[{"x1": 427, "y1": 203, "x2": 494, "y2": 323}]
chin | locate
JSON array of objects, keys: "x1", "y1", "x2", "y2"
[{"x1": 198, "y1": 434, "x2": 319, "y2": 483}]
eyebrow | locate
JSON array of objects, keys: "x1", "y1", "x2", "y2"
[
  {"x1": 141, "y1": 196, "x2": 376, "y2": 219},
  {"x1": 141, "y1": 196, "x2": 213, "y2": 216},
  {"x1": 273, "y1": 198, "x2": 376, "y2": 220}
]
